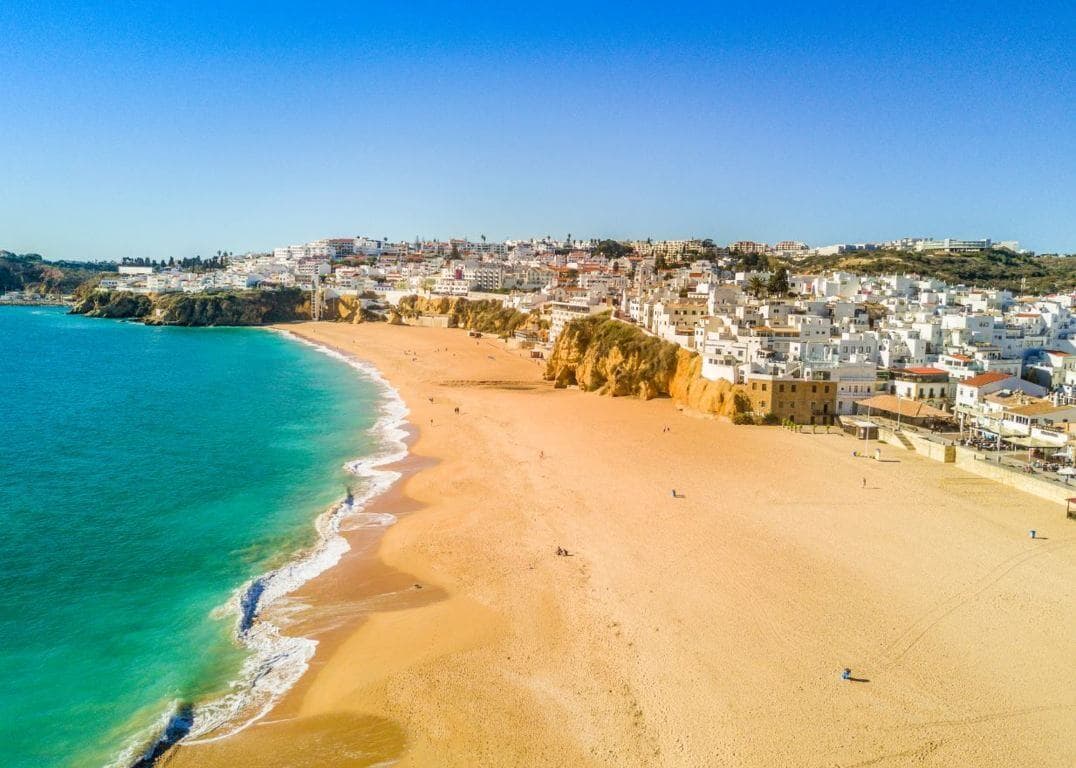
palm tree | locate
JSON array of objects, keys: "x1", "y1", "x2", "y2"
[{"x1": 747, "y1": 275, "x2": 767, "y2": 298}]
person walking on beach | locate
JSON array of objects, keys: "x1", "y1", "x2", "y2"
[{"x1": 862, "y1": 477, "x2": 867, "y2": 489}]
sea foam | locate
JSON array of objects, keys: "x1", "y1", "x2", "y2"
[{"x1": 117, "y1": 332, "x2": 410, "y2": 764}]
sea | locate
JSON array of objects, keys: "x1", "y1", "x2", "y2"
[{"x1": 0, "y1": 306, "x2": 406, "y2": 768}]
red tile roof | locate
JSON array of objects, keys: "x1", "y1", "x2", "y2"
[
  {"x1": 960, "y1": 371, "x2": 1011, "y2": 388},
  {"x1": 898, "y1": 367, "x2": 949, "y2": 377}
]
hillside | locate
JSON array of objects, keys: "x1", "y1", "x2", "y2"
[
  {"x1": 789, "y1": 248, "x2": 1076, "y2": 293},
  {"x1": 0, "y1": 252, "x2": 115, "y2": 295}
]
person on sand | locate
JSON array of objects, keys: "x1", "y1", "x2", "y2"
[
  {"x1": 842, "y1": 668, "x2": 851, "y2": 680},
  {"x1": 862, "y1": 477, "x2": 867, "y2": 488}
]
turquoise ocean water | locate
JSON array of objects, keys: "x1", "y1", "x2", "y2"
[{"x1": 0, "y1": 307, "x2": 391, "y2": 768}]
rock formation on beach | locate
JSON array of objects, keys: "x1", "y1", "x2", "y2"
[
  {"x1": 390, "y1": 295, "x2": 545, "y2": 338},
  {"x1": 544, "y1": 314, "x2": 753, "y2": 419}
]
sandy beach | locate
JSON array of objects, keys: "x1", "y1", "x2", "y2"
[{"x1": 168, "y1": 321, "x2": 1075, "y2": 768}]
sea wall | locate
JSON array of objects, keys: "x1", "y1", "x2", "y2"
[
  {"x1": 544, "y1": 315, "x2": 752, "y2": 419},
  {"x1": 953, "y1": 448, "x2": 1074, "y2": 506},
  {"x1": 878, "y1": 426, "x2": 1071, "y2": 508},
  {"x1": 878, "y1": 426, "x2": 955, "y2": 462}
]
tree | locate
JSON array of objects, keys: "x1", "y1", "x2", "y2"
[
  {"x1": 767, "y1": 266, "x2": 790, "y2": 296},
  {"x1": 594, "y1": 239, "x2": 633, "y2": 260},
  {"x1": 747, "y1": 275, "x2": 767, "y2": 298}
]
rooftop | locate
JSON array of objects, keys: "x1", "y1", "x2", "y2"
[
  {"x1": 857, "y1": 395, "x2": 953, "y2": 420},
  {"x1": 961, "y1": 371, "x2": 1012, "y2": 388},
  {"x1": 896, "y1": 367, "x2": 949, "y2": 378},
  {"x1": 1004, "y1": 400, "x2": 1073, "y2": 417}
]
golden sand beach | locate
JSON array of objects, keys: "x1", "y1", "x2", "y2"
[{"x1": 168, "y1": 321, "x2": 1075, "y2": 768}]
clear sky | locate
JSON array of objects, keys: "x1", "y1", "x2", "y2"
[{"x1": 1, "y1": 1, "x2": 1073, "y2": 261}]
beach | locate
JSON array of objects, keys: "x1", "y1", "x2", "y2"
[{"x1": 169, "y1": 320, "x2": 1075, "y2": 768}]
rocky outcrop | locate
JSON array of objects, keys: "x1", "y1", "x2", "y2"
[
  {"x1": 71, "y1": 289, "x2": 309, "y2": 326},
  {"x1": 70, "y1": 290, "x2": 154, "y2": 319},
  {"x1": 544, "y1": 315, "x2": 753, "y2": 419},
  {"x1": 392, "y1": 295, "x2": 545, "y2": 337}
]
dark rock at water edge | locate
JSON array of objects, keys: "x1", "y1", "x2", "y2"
[{"x1": 70, "y1": 288, "x2": 310, "y2": 326}]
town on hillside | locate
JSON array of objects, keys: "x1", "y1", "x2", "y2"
[{"x1": 30, "y1": 233, "x2": 1076, "y2": 481}]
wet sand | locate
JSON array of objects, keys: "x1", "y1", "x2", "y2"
[{"x1": 168, "y1": 321, "x2": 1075, "y2": 767}]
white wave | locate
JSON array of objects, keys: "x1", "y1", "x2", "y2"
[{"x1": 113, "y1": 330, "x2": 411, "y2": 762}]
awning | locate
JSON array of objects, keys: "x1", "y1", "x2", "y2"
[
  {"x1": 856, "y1": 395, "x2": 953, "y2": 421},
  {"x1": 1006, "y1": 436, "x2": 1066, "y2": 448}
]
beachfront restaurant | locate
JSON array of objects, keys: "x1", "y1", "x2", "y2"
[{"x1": 853, "y1": 394, "x2": 954, "y2": 430}]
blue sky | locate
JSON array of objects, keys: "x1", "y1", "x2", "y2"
[{"x1": 1, "y1": 1, "x2": 1073, "y2": 260}]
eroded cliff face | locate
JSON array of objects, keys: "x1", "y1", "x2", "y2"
[
  {"x1": 392, "y1": 295, "x2": 545, "y2": 337},
  {"x1": 71, "y1": 289, "x2": 309, "y2": 326},
  {"x1": 330, "y1": 295, "x2": 368, "y2": 324},
  {"x1": 668, "y1": 353, "x2": 752, "y2": 419},
  {"x1": 544, "y1": 315, "x2": 751, "y2": 419},
  {"x1": 70, "y1": 291, "x2": 153, "y2": 319}
]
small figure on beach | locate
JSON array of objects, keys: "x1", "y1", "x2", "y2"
[
  {"x1": 1029, "y1": 529, "x2": 1037, "y2": 539},
  {"x1": 454, "y1": 406, "x2": 460, "y2": 414},
  {"x1": 852, "y1": 450, "x2": 858, "y2": 457},
  {"x1": 862, "y1": 477, "x2": 867, "y2": 488},
  {"x1": 539, "y1": 450, "x2": 545, "y2": 459},
  {"x1": 841, "y1": 668, "x2": 852, "y2": 680},
  {"x1": 428, "y1": 397, "x2": 434, "y2": 403},
  {"x1": 671, "y1": 489, "x2": 679, "y2": 498},
  {"x1": 556, "y1": 546, "x2": 569, "y2": 556}
]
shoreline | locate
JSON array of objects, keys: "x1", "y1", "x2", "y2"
[
  {"x1": 168, "y1": 321, "x2": 1075, "y2": 768},
  {"x1": 120, "y1": 327, "x2": 414, "y2": 767}
]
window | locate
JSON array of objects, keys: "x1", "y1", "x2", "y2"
[{"x1": 812, "y1": 385, "x2": 817, "y2": 393}]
